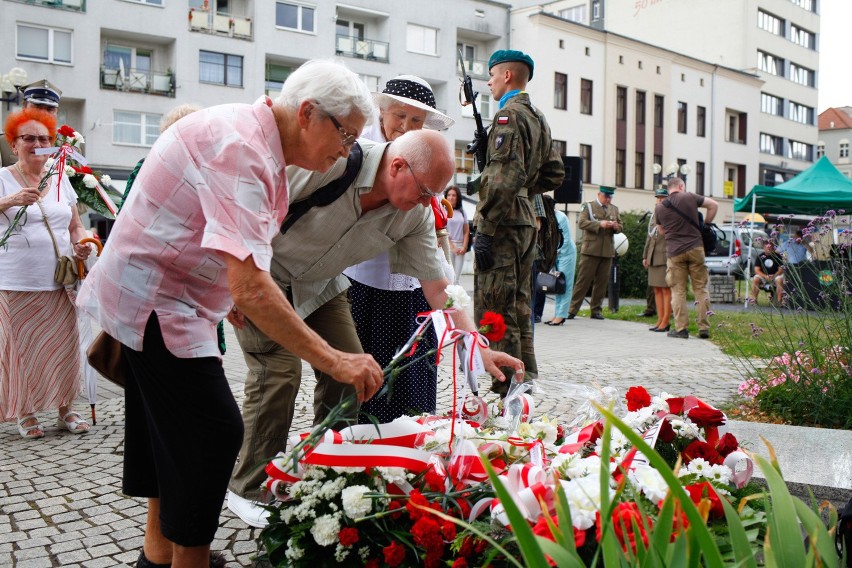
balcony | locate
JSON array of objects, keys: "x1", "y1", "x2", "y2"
[
  {"x1": 100, "y1": 65, "x2": 175, "y2": 97},
  {"x1": 189, "y1": 9, "x2": 252, "y2": 40},
  {"x1": 335, "y1": 35, "x2": 389, "y2": 63},
  {"x1": 9, "y1": 0, "x2": 84, "y2": 10},
  {"x1": 458, "y1": 58, "x2": 489, "y2": 81}
]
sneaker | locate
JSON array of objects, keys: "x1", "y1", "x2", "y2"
[
  {"x1": 227, "y1": 491, "x2": 270, "y2": 528},
  {"x1": 667, "y1": 329, "x2": 689, "y2": 339},
  {"x1": 699, "y1": 330, "x2": 710, "y2": 339}
]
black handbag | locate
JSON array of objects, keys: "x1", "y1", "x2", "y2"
[{"x1": 535, "y1": 271, "x2": 566, "y2": 295}]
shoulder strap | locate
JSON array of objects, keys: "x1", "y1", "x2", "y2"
[
  {"x1": 662, "y1": 197, "x2": 701, "y2": 230},
  {"x1": 280, "y1": 142, "x2": 363, "y2": 235},
  {"x1": 35, "y1": 201, "x2": 62, "y2": 260},
  {"x1": 586, "y1": 201, "x2": 597, "y2": 221}
]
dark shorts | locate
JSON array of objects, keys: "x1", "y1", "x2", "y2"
[{"x1": 122, "y1": 313, "x2": 243, "y2": 547}]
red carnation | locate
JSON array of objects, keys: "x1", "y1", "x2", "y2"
[
  {"x1": 364, "y1": 559, "x2": 380, "y2": 568},
  {"x1": 715, "y1": 432, "x2": 739, "y2": 457},
  {"x1": 452, "y1": 559, "x2": 469, "y2": 568},
  {"x1": 625, "y1": 386, "x2": 652, "y2": 411},
  {"x1": 382, "y1": 541, "x2": 406, "y2": 567},
  {"x1": 596, "y1": 502, "x2": 650, "y2": 554},
  {"x1": 412, "y1": 516, "x2": 443, "y2": 553},
  {"x1": 441, "y1": 520, "x2": 457, "y2": 541},
  {"x1": 682, "y1": 440, "x2": 724, "y2": 465},
  {"x1": 58, "y1": 124, "x2": 76, "y2": 138},
  {"x1": 478, "y1": 311, "x2": 507, "y2": 342},
  {"x1": 458, "y1": 536, "x2": 475, "y2": 557},
  {"x1": 687, "y1": 406, "x2": 726, "y2": 428},
  {"x1": 666, "y1": 397, "x2": 684, "y2": 415},
  {"x1": 686, "y1": 482, "x2": 725, "y2": 519},
  {"x1": 406, "y1": 490, "x2": 430, "y2": 520},
  {"x1": 338, "y1": 527, "x2": 359, "y2": 547}
]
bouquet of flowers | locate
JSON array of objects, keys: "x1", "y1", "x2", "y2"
[{"x1": 53, "y1": 125, "x2": 123, "y2": 218}]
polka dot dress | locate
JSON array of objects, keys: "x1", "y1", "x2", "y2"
[{"x1": 349, "y1": 280, "x2": 438, "y2": 423}]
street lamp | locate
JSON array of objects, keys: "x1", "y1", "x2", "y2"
[
  {"x1": 1, "y1": 67, "x2": 29, "y2": 111},
  {"x1": 653, "y1": 161, "x2": 691, "y2": 187}
]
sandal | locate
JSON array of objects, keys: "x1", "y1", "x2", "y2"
[
  {"x1": 57, "y1": 411, "x2": 90, "y2": 434},
  {"x1": 17, "y1": 415, "x2": 44, "y2": 439}
]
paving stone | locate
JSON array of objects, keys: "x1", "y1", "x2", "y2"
[{"x1": 14, "y1": 557, "x2": 53, "y2": 568}]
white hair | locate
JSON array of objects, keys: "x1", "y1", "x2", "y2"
[
  {"x1": 277, "y1": 59, "x2": 375, "y2": 123},
  {"x1": 389, "y1": 130, "x2": 454, "y2": 176}
]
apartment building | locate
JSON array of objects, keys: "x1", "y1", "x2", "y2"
[
  {"x1": 509, "y1": 6, "x2": 762, "y2": 218},
  {"x1": 1, "y1": 0, "x2": 510, "y2": 195},
  {"x1": 587, "y1": 0, "x2": 820, "y2": 187},
  {"x1": 818, "y1": 107, "x2": 852, "y2": 179}
]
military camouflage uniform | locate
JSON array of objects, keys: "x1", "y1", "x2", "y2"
[{"x1": 474, "y1": 92, "x2": 564, "y2": 394}]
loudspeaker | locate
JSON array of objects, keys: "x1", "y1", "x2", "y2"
[{"x1": 554, "y1": 156, "x2": 583, "y2": 204}]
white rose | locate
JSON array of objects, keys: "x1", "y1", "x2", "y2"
[
  {"x1": 341, "y1": 485, "x2": 373, "y2": 519},
  {"x1": 100, "y1": 174, "x2": 111, "y2": 186},
  {"x1": 64, "y1": 165, "x2": 75, "y2": 176},
  {"x1": 82, "y1": 174, "x2": 98, "y2": 189}
]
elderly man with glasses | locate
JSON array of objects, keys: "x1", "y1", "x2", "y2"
[{"x1": 226, "y1": 128, "x2": 525, "y2": 528}]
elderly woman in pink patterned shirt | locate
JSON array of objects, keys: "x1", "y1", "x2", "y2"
[{"x1": 77, "y1": 60, "x2": 383, "y2": 568}]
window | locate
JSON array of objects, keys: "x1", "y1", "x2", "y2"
[
  {"x1": 592, "y1": 0, "x2": 600, "y2": 20},
  {"x1": 359, "y1": 74, "x2": 379, "y2": 94},
  {"x1": 634, "y1": 152, "x2": 645, "y2": 189},
  {"x1": 407, "y1": 24, "x2": 437, "y2": 55},
  {"x1": 816, "y1": 142, "x2": 825, "y2": 159},
  {"x1": 697, "y1": 106, "x2": 706, "y2": 137},
  {"x1": 199, "y1": 51, "x2": 243, "y2": 87},
  {"x1": 616, "y1": 86, "x2": 626, "y2": 121},
  {"x1": 788, "y1": 140, "x2": 812, "y2": 161},
  {"x1": 559, "y1": 4, "x2": 586, "y2": 22},
  {"x1": 276, "y1": 2, "x2": 315, "y2": 33},
  {"x1": 726, "y1": 111, "x2": 747, "y2": 143},
  {"x1": 677, "y1": 101, "x2": 687, "y2": 133},
  {"x1": 841, "y1": 141, "x2": 850, "y2": 159},
  {"x1": 553, "y1": 140, "x2": 567, "y2": 157},
  {"x1": 757, "y1": 9, "x2": 784, "y2": 36},
  {"x1": 635, "y1": 91, "x2": 646, "y2": 125},
  {"x1": 696, "y1": 162, "x2": 705, "y2": 196},
  {"x1": 554, "y1": 72, "x2": 567, "y2": 110},
  {"x1": 615, "y1": 149, "x2": 626, "y2": 187},
  {"x1": 336, "y1": 19, "x2": 365, "y2": 41},
  {"x1": 758, "y1": 50, "x2": 784, "y2": 77},
  {"x1": 455, "y1": 145, "x2": 475, "y2": 175},
  {"x1": 580, "y1": 144, "x2": 592, "y2": 183},
  {"x1": 790, "y1": 24, "x2": 815, "y2": 49},
  {"x1": 580, "y1": 79, "x2": 593, "y2": 115},
  {"x1": 790, "y1": 0, "x2": 815, "y2": 12},
  {"x1": 16, "y1": 24, "x2": 72, "y2": 64},
  {"x1": 129, "y1": 0, "x2": 163, "y2": 4},
  {"x1": 788, "y1": 102, "x2": 814, "y2": 125},
  {"x1": 790, "y1": 63, "x2": 815, "y2": 87},
  {"x1": 760, "y1": 133, "x2": 783, "y2": 155},
  {"x1": 265, "y1": 63, "x2": 292, "y2": 96},
  {"x1": 654, "y1": 95, "x2": 664, "y2": 128},
  {"x1": 104, "y1": 44, "x2": 151, "y2": 74},
  {"x1": 113, "y1": 110, "x2": 162, "y2": 146},
  {"x1": 761, "y1": 93, "x2": 784, "y2": 116},
  {"x1": 460, "y1": 91, "x2": 491, "y2": 120}
]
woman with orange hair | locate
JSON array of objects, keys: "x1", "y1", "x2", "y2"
[{"x1": 0, "y1": 107, "x2": 92, "y2": 438}]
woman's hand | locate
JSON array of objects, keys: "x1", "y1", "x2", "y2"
[
  {"x1": 72, "y1": 241, "x2": 92, "y2": 260},
  {"x1": 12, "y1": 187, "x2": 40, "y2": 208}
]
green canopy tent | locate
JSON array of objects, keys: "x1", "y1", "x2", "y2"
[{"x1": 734, "y1": 156, "x2": 852, "y2": 216}]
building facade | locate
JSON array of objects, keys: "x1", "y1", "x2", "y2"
[
  {"x1": 590, "y1": 0, "x2": 820, "y2": 188},
  {"x1": 818, "y1": 107, "x2": 852, "y2": 179}
]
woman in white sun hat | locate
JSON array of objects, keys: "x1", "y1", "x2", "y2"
[{"x1": 344, "y1": 75, "x2": 455, "y2": 424}]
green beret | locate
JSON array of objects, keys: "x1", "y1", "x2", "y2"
[
  {"x1": 599, "y1": 186, "x2": 616, "y2": 195},
  {"x1": 488, "y1": 50, "x2": 535, "y2": 80},
  {"x1": 654, "y1": 188, "x2": 669, "y2": 197}
]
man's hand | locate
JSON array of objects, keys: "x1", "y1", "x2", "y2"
[
  {"x1": 482, "y1": 349, "x2": 524, "y2": 383},
  {"x1": 226, "y1": 306, "x2": 246, "y2": 329},
  {"x1": 329, "y1": 352, "x2": 384, "y2": 402},
  {"x1": 474, "y1": 233, "x2": 495, "y2": 270}
]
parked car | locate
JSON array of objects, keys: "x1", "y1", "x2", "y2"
[{"x1": 705, "y1": 227, "x2": 769, "y2": 280}]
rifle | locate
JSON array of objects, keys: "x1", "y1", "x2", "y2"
[{"x1": 457, "y1": 49, "x2": 489, "y2": 193}]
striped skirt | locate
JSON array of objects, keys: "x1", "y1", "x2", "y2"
[{"x1": 0, "y1": 289, "x2": 82, "y2": 422}]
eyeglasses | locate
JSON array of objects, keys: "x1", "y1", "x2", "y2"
[
  {"x1": 316, "y1": 103, "x2": 358, "y2": 148},
  {"x1": 17, "y1": 134, "x2": 54, "y2": 145},
  {"x1": 406, "y1": 163, "x2": 443, "y2": 200}
]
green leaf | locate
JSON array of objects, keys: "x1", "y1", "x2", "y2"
[
  {"x1": 719, "y1": 493, "x2": 759, "y2": 568},
  {"x1": 792, "y1": 499, "x2": 839, "y2": 568},
  {"x1": 751, "y1": 446, "x2": 806, "y2": 567}
]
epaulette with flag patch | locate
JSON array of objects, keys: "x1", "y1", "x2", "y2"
[{"x1": 496, "y1": 115, "x2": 509, "y2": 125}]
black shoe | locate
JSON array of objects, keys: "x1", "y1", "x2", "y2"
[
  {"x1": 545, "y1": 319, "x2": 565, "y2": 326},
  {"x1": 699, "y1": 330, "x2": 710, "y2": 339},
  {"x1": 136, "y1": 550, "x2": 227, "y2": 568},
  {"x1": 590, "y1": 313, "x2": 604, "y2": 320},
  {"x1": 640, "y1": 310, "x2": 656, "y2": 317},
  {"x1": 654, "y1": 325, "x2": 671, "y2": 333},
  {"x1": 566, "y1": 313, "x2": 576, "y2": 320},
  {"x1": 534, "y1": 316, "x2": 541, "y2": 323},
  {"x1": 667, "y1": 329, "x2": 689, "y2": 339},
  {"x1": 649, "y1": 326, "x2": 658, "y2": 331}
]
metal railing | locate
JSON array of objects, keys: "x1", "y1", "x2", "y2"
[
  {"x1": 9, "y1": 0, "x2": 85, "y2": 10},
  {"x1": 100, "y1": 65, "x2": 175, "y2": 97},
  {"x1": 188, "y1": 9, "x2": 253, "y2": 40},
  {"x1": 458, "y1": 58, "x2": 489, "y2": 80},
  {"x1": 335, "y1": 35, "x2": 389, "y2": 63}
]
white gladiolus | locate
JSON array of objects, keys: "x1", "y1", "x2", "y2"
[
  {"x1": 341, "y1": 485, "x2": 373, "y2": 519},
  {"x1": 72, "y1": 132, "x2": 85, "y2": 145},
  {"x1": 100, "y1": 174, "x2": 111, "y2": 186},
  {"x1": 444, "y1": 284, "x2": 471, "y2": 309}
]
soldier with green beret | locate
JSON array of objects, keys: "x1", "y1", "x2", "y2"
[
  {"x1": 473, "y1": 48, "x2": 565, "y2": 395},
  {"x1": 566, "y1": 186, "x2": 623, "y2": 320}
]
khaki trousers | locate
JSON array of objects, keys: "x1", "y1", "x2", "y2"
[
  {"x1": 666, "y1": 246, "x2": 711, "y2": 332},
  {"x1": 568, "y1": 254, "x2": 612, "y2": 315}
]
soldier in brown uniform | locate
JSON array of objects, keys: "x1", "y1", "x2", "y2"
[
  {"x1": 473, "y1": 49, "x2": 565, "y2": 395},
  {"x1": 567, "y1": 186, "x2": 622, "y2": 319}
]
